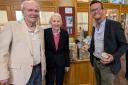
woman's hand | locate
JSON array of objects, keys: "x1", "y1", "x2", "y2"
[{"x1": 65, "y1": 67, "x2": 70, "y2": 72}]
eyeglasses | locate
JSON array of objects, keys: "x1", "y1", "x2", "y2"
[{"x1": 90, "y1": 8, "x2": 102, "y2": 13}]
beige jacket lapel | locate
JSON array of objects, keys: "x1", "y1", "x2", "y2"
[
  {"x1": 38, "y1": 26, "x2": 46, "y2": 76},
  {"x1": 38, "y1": 26, "x2": 44, "y2": 56},
  {"x1": 20, "y1": 21, "x2": 33, "y2": 55}
]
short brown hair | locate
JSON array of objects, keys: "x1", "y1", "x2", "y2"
[{"x1": 90, "y1": 0, "x2": 104, "y2": 9}]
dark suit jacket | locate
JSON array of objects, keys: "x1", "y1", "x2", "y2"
[
  {"x1": 88, "y1": 19, "x2": 128, "y2": 74},
  {"x1": 44, "y1": 28, "x2": 70, "y2": 68}
]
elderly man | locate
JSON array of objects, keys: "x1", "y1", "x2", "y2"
[{"x1": 0, "y1": 0, "x2": 46, "y2": 85}]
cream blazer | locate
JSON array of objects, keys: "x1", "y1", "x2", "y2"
[{"x1": 0, "y1": 21, "x2": 46, "y2": 85}]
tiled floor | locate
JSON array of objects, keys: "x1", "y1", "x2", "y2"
[{"x1": 114, "y1": 55, "x2": 128, "y2": 85}]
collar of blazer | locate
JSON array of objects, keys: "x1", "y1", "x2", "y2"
[{"x1": 20, "y1": 20, "x2": 43, "y2": 56}]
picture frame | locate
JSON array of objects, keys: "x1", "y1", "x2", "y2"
[
  {"x1": 65, "y1": 16, "x2": 73, "y2": 27},
  {"x1": 59, "y1": 7, "x2": 75, "y2": 36}
]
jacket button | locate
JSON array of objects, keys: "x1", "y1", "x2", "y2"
[
  {"x1": 30, "y1": 65, "x2": 33, "y2": 67},
  {"x1": 31, "y1": 54, "x2": 33, "y2": 57}
]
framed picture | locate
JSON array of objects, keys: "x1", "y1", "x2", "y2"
[
  {"x1": 15, "y1": 11, "x2": 24, "y2": 21},
  {"x1": 59, "y1": 7, "x2": 75, "y2": 36},
  {"x1": 66, "y1": 27, "x2": 73, "y2": 34},
  {"x1": 65, "y1": 16, "x2": 73, "y2": 27}
]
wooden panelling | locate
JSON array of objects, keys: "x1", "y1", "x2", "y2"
[
  {"x1": 64, "y1": 59, "x2": 94, "y2": 85},
  {"x1": 0, "y1": 5, "x2": 12, "y2": 21},
  {"x1": 103, "y1": 3, "x2": 120, "y2": 9},
  {"x1": 0, "y1": 0, "x2": 58, "y2": 21},
  {"x1": 121, "y1": 4, "x2": 128, "y2": 13},
  {"x1": 64, "y1": 63, "x2": 76, "y2": 85},
  {"x1": 77, "y1": 7, "x2": 89, "y2": 12},
  {"x1": 77, "y1": 2, "x2": 89, "y2": 10},
  {"x1": 75, "y1": 61, "x2": 90, "y2": 84},
  {"x1": 39, "y1": 1, "x2": 57, "y2": 7}
]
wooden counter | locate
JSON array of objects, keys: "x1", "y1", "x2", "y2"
[{"x1": 63, "y1": 59, "x2": 95, "y2": 85}]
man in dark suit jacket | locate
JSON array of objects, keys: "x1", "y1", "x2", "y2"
[
  {"x1": 89, "y1": 1, "x2": 128, "y2": 85},
  {"x1": 44, "y1": 13, "x2": 70, "y2": 85}
]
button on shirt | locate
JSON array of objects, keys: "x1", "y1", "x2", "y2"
[
  {"x1": 28, "y1": 27, "x2": 41, "y2": 65},
  {"x1": 93, "y1": 19, "x2": 106, "y2": 59}
]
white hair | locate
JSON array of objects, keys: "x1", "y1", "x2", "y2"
[
  {"x1": 21, "y1": 0, "x2": 40, "y2": 11},
  {"x1": 49, "y1": 13, "x2": 62, "y2": 23}
]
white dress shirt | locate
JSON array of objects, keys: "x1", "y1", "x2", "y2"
[
  {"x1": 28, "y1": 27, "x2": 41, "y2": 65},
  {"x1": 93, "y1": 19, "x2": 106, "y2": 59}
]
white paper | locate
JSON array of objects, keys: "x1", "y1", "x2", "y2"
[{"x1": 65, "y1": 8, "x2": 72, "y2": 14}]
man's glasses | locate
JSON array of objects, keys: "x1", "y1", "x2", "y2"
[{"x1": 90, "y1": 8, "x2": 102, "y2": 13}]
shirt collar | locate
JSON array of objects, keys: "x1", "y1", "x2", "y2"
[
  {"x1": 94, "y1": 19, "x2": 106, "y2": 28},
  {"x1": 28, "y1": 26, "x2": 40, "y2": 33},
  {"x1": 52, "y1": 29, "x2": 60, "y2": 34}
]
